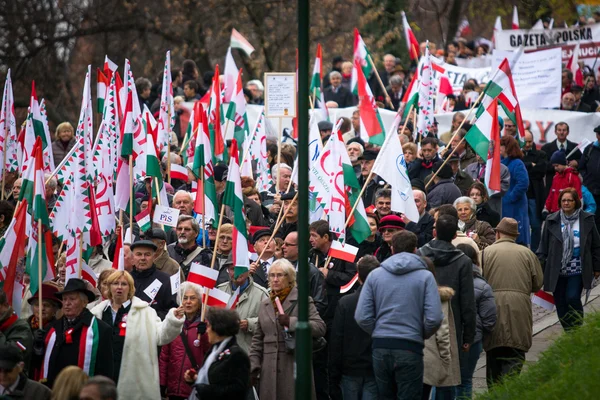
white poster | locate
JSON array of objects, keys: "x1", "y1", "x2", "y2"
[
  {"x1": 264, "y1": 73, "x2": 296, "y2": 118},
  {"x1": 492, "y1": 48, "x2": 562, "y2": 109},
  {"x1": 152, "y1": 204, "x2": 180, "y2": 228}
]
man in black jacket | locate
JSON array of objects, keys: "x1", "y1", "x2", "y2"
[
  {"x1": 357, "y1": 150, "x2": 386, "y2": 207},
  {"x1": 540, "y1": 122, "x2": 581, "y2": 197},
  {"x1": 329, "y1": 255, "x2": 379, "y2": 400},
  {"x1": 580, "y1": 126, "x2": 600, "y2": 226},
  {"x1": 405, "y1": 189, "x2": 434, "y2": 247},
  {"x1": 408, "y1": 137, "x2": 441, "y2": 182},
  {"x1": 324, "y1": 71, "x2": 356, "y2": 108},
  {"x1": 522, "y1": 131, "x2": 547, "y2": 251},
  {"x1": 130, "y1": 240, "x2": 178, "y2": 320},
  {"x1": 167, "y1": 215, "x2": 212, "y2": 277}
]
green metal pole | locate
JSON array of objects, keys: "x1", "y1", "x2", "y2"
[{"x1": 295, "y1": 0, "x2": 311, "y2": 399}]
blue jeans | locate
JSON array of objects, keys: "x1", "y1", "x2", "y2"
[
  {"x1": 372, "y1": 348, "x2": 423, "y2": 400},
  {"x1": 528, "y1": 199, "x2": 541, "y2": 251},
  {"x1": 456, "y1": 341, "x2": 483, "y2": 399},
  {"x1": 341, "y1": 375, "x2": 379, "y2": 400},
  {"x1": 553, "y1": 275, "x2": 584, "y2": 331}
]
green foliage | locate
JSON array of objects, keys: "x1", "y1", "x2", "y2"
[{"x1": 477, "y1": 312, "x2": 600, "y2": 400}]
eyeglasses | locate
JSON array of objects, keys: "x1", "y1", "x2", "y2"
[
  {"x1": 282, "y1": 242, "x2": 297, "y2": 247},
  {"x1": 268, "y1": 273, "x2": 287, "y2": 278}
]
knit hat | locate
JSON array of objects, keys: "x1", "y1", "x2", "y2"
[
  {"x1": 433, "y1": 160, "x2": 453, "y2": 179},
  {"x1": 346, "y1": 137, "x2": 365, "y2": 148},
  {"x1": 213, "y1": 163, "x2": 229, "y2": 182},
  {"x1": 378, "y1": 215, "x2": 406, "y2": 232},
  {"x1": 550, "y1": 150, "x2": 567, "y2": 166},
  {"x1": 318, "y1": 120, "x2": 334, "y2": 131}
]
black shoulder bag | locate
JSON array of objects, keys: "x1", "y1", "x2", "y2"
[{"x1": 180, "y1": 329, "x2": 200, "y2": 370}]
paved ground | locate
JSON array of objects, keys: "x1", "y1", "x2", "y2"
[{"x1": 472, "y1": 286, "x2": 600, "y2": 394}]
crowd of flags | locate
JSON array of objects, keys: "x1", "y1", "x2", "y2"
[{"x1": 0, "y1": 14, "x2": 530, "y2": 312}]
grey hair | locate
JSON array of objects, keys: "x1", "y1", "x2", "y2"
[
  {"x1": 246, "y1": 79, "x2": 264, "y2": 92},
  {"x1": 346, "y1": 142, "x2": 364, "y2": 155},
  {"x1": 178, "y1": 281, "x2": 204, "y2": 306},
  {"x1": 453, "y1": 196, "x2": 476, "y2": 212},
  {"x1": 177, "y1": 214, "x2": 200, "y2": 233},
  {"x1": 271, "y1": 163, "x2": 292, "y2": 178},
  {"x1": 173, "y1": 190, "x2": 193, "y2": 202},
  {"x1": 329, "y1": 71, "x2": 342, "y2": 80},
  {"x1": 413, "y1": 189, "x2": 427, "y2": 202},
  {"x1": 83, "y1": 376, "x2": 118, "y2": 400},
  {"x1": 269, "y1": 259, "x2": 297, "y2": 287},
  {"x1": 44, "y1": 173, "x2": 57, "y2": 189},
  {"x1": 135, "y1": 77, "x2": 152, "y2": 92},
  {"x1": 79, "y1": 292, "x2": 90, "y2": 305},
  {"x1": 390, "y1": 75, "x2": 403, "y2": 86}
]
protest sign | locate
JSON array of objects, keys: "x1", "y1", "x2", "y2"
[
  {"x1": 152, "y1": 204, "x2": 180, "y2": 228},
  {"x1": 492, "y1": 48, "x2": 562, "y2": 109},
  {"x1": 494, "y1": 23, "x2": 600, "y2": 66},
  {"x1": 264, "y1": 73, "x2": 296, "y2": 117}
]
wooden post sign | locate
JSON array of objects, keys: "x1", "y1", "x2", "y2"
[{"x1": 264, "y1": 73, "x2": 297, "y2": 118}]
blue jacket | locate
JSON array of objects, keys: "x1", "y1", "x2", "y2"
[
  {"x1": 355, "y1": 252, "x2": 443, "y2": 350},
  {"x1": 501, "y1": 157, "x2": 530, "y2": 245},
  {"x1": 582, "y1": 186, "x2": 597, "y2": 214}
]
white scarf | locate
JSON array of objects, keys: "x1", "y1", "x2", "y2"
[{"x1": 196, "y1": 336, "x2": 232, "y2": 385}]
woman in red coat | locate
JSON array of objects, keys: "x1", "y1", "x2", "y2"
[{"x1": 159, "y1": 282, "x2": 210, "y2": 400}]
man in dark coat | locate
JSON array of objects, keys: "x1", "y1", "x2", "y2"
[
  {"x1": 0, "y1": 291, "x2": 33, "y2": 373},
  {"x1": 167, "y1": 215, "x2": 212, "y2": 277},
  {"x1": 417, "y1": 215, "x2": 476, "y2": 389},
  {"x1": 329, "y1": 255, "x2": 379, "y2": 400},
  {"x1": 324, "y1": 71, "x2": 355, "y2": 108},
  {"x1": 408, "y1": 137, "x2": 441, "y2": 182},
  {"x1": 540, "y1": 122, "x2": 581, "y2": 197},
  {"x1": 248, "y1": 228, "x2": 275, "y2": 290},
  {"x1": 522, "y1": 131, "x2": 547, "y2": 251},
  {"x1": 0, "y1": 344, "x2": 51, "y2": 399},
  {"x1": 579, "y1": 126, "x2": 600, "y2": 227},
  {"x1": 130, "y1": 240, "x2": 178, "y2": 320},
  {"x1": 426, "y1": 161, "x2": 462, "y2": 208},
  {"x1": 33, "y1": 279, "x2": 113, "y2": 388},
  {"x1": 405, "y1": 189, "x2": 435, "y2": 247},
  {"x1": 357, "y1": 150, "x2": 386, "y2": 207}
]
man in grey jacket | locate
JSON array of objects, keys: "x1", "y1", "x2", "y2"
[{"x1": 355, "y1": 230, "x2": 443, "y2": 399}]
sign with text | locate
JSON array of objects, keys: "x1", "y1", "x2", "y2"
[
  {"x1": 495, "y1": 23, "x2": 600, "y2": 66},
  {"x1": 152, "y1": 204, "x2": 180, "y2": 228},
  {"x1": 264, "y1": 73, "x2": 296, "y2": 118},
  {"x1": 492, "y1": 48, "x2": 562, "y2": 109}
]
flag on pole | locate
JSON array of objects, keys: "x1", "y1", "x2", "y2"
[
  {"x1": 566, "y1": 43, "x2": 584, "y2": 87},
  {"x1": 512, "y1": 6, "x2": 519, "y2": 29},
  {"x1": 401, "y1": 72, "x2": 419, "y2": 119},
  {"x1": 310, "y1": 44, "x2": 329, "y2": 121},
  {"x1": 226, "y1": 287, "x2": 241, "y2": 309},
  {"x1": 170, "y1": 163, "x2": 189, "y2": 181},
  {"x1": 208, "y1": 65, "x2": 225, "y2": 162},
  {"x1": 205, "y1": 288, "x2": 231, "y2": 308},
  {"x1": 0, "y1": 200, "x2": 27, "y2": 315},
  {"x1": 436, "y1": 74, "x2": 453, "y2": 113},
  {"x1": 188, "y1": 262, "x2": 219, "y2": 289},
  {"x1": 329, "y1": 240, "x2": 359, "y2": 263},
  {"x1": 112, "y1": 228, "x2": 125, "y2": 271},
  {"x1": 351, "y1": 29, "x2": 375, "y2": 95},
  {"x1": 246, "y1": 109, "x2": 272, "y2": 192},
  {"x1": 356, "y1": 60, "x2": 385, "y2": 146},
  {"x1": 104, "y1": 56, "x2": 118, "y2": 77},
  {"x1": 22, "y1": 82, "x2": 47, "y2": 174},
  {"x1": 135, "y1": 208, "x2": 152, "y2": 232},
  {"x1": 401, "y1": 12, "x2": 421, "y2": 60},
  {"x1": 223, "y1": 140, "x2": 249, "y2": 278},
  {"x1": 416, "y1": 44, "x2": 435, "y2": 139},
  {"x1": 492, "y1": 17, "x2": 503, "y2": 48},
  {"x1": 225, "y1": 69, "x2": 250, "y2": 147},
  {"x1": 157, "y1": 51, "x2": 174, "y2": 157},
  {"x1": 146, "y1": 118, "x2": 169, "y2": 207},
  {"x1": 192, "y1": 103, "x2": 218, "y2": 226},
  {"x1": 532, "y1": 290, "x2": 555, "y2": 311},
  {"x1": 372, "y1": 114, "x2": 420, "y2": 222},
  {"x1": 230, "y1": 29, "x2": 255, "y2": 56},
  {"x1": 97, "y1": 69, "x2": 109, "y2": 114},
  {"x1": 223, "y1": 47, "x2": 239, "y2": 103},
  {"x1": 0, "y1": 69, "x2": 19, "y2": 178}
]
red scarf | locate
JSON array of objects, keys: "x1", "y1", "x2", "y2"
[{"x1": 0, "y1": 313, "x2": 18, "y2": 332}]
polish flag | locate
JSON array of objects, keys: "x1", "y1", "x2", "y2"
[
  {"x1": 340, "y1": 273, "x2": 359, "y2": 294},
  {"x1": 512, "y1": 6, "x2": 519, "y2": 29},
  {"x1": 188, "y1": 262, "x2": 219, "y2": 289},
  {"x1": 227, "y1": 287, "x2": 241, "y2": 309},
  {"x1": 436, "y1": 74, "x2": 454, "y2": 113},
  {"x1": 170, "y1": 163, "x2": 189, "y2": 181},
  {"x1": 532, "y1": 290, "x2": 555, "y2": 311},
  {"x1": 205, "y1": 288, "x2": 231, "y2": 308},
  {"x1": 566, "y1": 43, "x2": 584, "y2": 87},
  {"x1": 328, "y1": 241, "x2": 359, "y2": 263}
]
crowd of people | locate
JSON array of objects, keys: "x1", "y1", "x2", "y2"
[{"x1": 2, "y1": 21, "x2": 600, "y2": 400}]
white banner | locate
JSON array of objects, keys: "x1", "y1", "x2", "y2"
[
  {"x1": 495, "y1": 23, "x2": 600, "y2": 66},
  {"x1": 492, "y1": 48, "x2": 562, "y2": 109},
  {"x1": 433, "y1": 64, "x2": 492, "y2": 94}
]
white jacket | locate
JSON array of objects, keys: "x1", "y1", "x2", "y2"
[{"x1": 91, "y1": 296, "x2": 184, "y2": 399}]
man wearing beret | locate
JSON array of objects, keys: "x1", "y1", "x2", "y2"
[
  {"x1": 33, "y1": 279, "x2": 113, "y2": 388},
  {"x1": 130, "y1": 240, "x2": 178, "y2": 320}
]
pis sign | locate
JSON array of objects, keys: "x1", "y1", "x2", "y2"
[{"x1": 153, "y1": 205, "x2": 181, "y2": 228}]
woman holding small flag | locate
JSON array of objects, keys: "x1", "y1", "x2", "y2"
[
  {"x1": 159, "y1": 282, "x2": 210, "y2": 400},
  {"x1": 90, "y1": 270, "x2": 185, "y2": 399},
  {"x1": 249, "y1": 259, "x2": 326, "y2": 400}
]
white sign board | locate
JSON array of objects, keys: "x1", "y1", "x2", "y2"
[
  {"x1": 492, "y1": 48, "x2": 562, "y2": 109},
  {"x1": 264, "y1": 73, "x2": 296, "y2": 117},
  {"x1": 152, "y1": 204, "x2": 180, "y2": 228}
]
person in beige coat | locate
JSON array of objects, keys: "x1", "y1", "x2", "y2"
[
  {"x1": 217, "y1": 264, "x2": 268, "y2": 353},
  {"x1": 481, "y1": 218, "x2": 543, "y2": 388},
  {"x1": 249, "y1": 259, "x2": 326, "y2": 400}
]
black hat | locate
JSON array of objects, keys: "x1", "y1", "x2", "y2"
[
  {"x1": 213, "y1": 163, "x2": 229, "y2": 182},
  {"x1": 130, "y1": 239, "x2": 158, "y2": 252},
  {"x1": 346, "y1": 137, "x2": 365, "y2": 147},
  {"x1": 55, "y1": 278, "x2": 96, "y2": 303},
  {"x1": 433, "y1": 160, "x2": 453, "y2": 179},
  {"x1": 0, "y1": 344, "x2": 23, "y2": 369},
  {"x1": 252, "y1": 228, "x2": 272, "y2": 245},
  {"x1": 594, "y1": 125, "x2": 600, "y2": 133},
  {"x1": 281, "y1": 190, "x2": 297, "y2": 201},
  {"x1": 147, "y1": 228, "x2": 167, "y2": 242},
  {"x1": 332, "y1": 56, "x2": 344, "y2": 64},
  {"x1": 399, "y1": 120, "x2": 414, "y2": 133},
  {"x1": 318, "y1": 120, "x2": 334, "y2": 132},
  {"x1": 358, "y1": 149, "x2": 378, "y2": 161},
  {"x1": 571, "y1": 85, "x2": 583, "y2": 93},
  {"x1": 447, "y1": 154, "x2": 461, "y2": 163},
  {"x1": 411, "y1": 178, "x2": 425, "y2": 192}
]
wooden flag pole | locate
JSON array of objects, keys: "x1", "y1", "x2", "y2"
[
  {"x1": 200, "y1": 166, "x2": 207, "y2": 249},
  {"x1": 256, "y1": 192, "x2": 299, "y2": 262},
  {"x1": 399, "y1": 104, "x2": 414, "y2": 135},
  {"x1": 45, "y1": 144, "x2": 78, "y2": 185},
  {"x1": 276, "y1": 117, "x2": 283, "y2": 192},
  {"x1": 37, "y1": 220, "x2": 43, "y2": 324},
  {"x1": 439, "y1": 89, "x2": 486, "y2": 159},
  {"x1": 128, "y1": 155, "x2": 134, "y2": 244},
  {"x1": 209, "y1": 204, "x2": 227, "y2": 270},
  {"x1": 78, "y1": 233, "x2": 84, "y2": 279},
  {"x1": 367, "y1": 54, "x2": 395, "y2": 110},
  {"x1": 57, "y1": 240, "x2": 65, "y2": 260},
  {"x1": 0, "y1": 122, "x2": 7, "y2": 200},
  {"x1": 424, "y1": 137, "x2": 466, "y2": 190},
  {"x1": 167, "y1": 145, "x2": 172, "y2": 185}
]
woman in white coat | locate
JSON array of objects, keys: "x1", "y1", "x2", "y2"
[{"x1": 90, "y1": 270, "x2": 185, "y2": 399}]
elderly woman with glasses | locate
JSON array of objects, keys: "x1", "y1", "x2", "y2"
[
  {"x1": 537, "y1": 188, "x2": 600, "y2": 331},
  {"x1": 453, "y1": 196, "x2": 496, "y2": 250},
  {"x1": 90, "y1": 270, "x2": 185, "y2": 399},
  {"x1": 249, "y1": 259, "x2": 326, "y2": 400}
]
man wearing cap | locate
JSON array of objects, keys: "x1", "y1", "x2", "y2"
[
  {"x1": 318, "y1": 120, "x2": 334, "y2": 143},
  {"x1": 147, "y1": 228, "x2": 181, "y2": 278},
  {"x1": 580, "y1": 126, "x2": 600, "y2": 226},
  {"x1": 426, "y1": 160, "x2": 462, "y2": 209},
  {"x1": 408, "y1": 137, "x2": 441, "y2": 182},
  {"x1": 541, "y1": 122, "x2": 581, "y2": 197},
  {"x1": 33, "y1": 278, "x2": 113, "y2": 387},
  {"x1": 167, "y1": 215, "x2": 212, "y2": 279},
  {"x1": 357, "y1": 149, "x2": 386, "y2": 207},
  {"x1": 0, "y1": 344, "x2": 51, "y2": 399},
  {"x1": 480, "y1": 218, "x2": 543, "y2": 387},
  {"x1": 130, "y1": 240, "x2": 178, "y2": 320},
  {"x1": 248, "y1": 228, "x2": 275, "y2": 289},
  {"x1": 0, "y1": 291, "x2": 33, "y2": 373},
  {"x1": 346, "y1": 138, "x2": 364, "y2": 179},
  {"x1": 375, "y1": 215, "x2": 406, "y2": 262}
]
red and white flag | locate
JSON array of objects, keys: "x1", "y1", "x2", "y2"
[
  {"x1": 227, "y1": 287, "x2": 241, "y2": 310},
  {"x1": 112, "y1": 229, "x2": 125, "y2": 271},
  {"x1": 329, "y1": 240, "x2": 359, "y2": 263},
  {"x1": 512, "y1": 6, "x2": 519, "y2": 29},
  {"x1": 205, "y1": 288, "x2": 231, "y2": 308},
  {"x1": 340, "y1": 273, "x2": 359, "y2": 294},
  {"x1": 566, "y1": 43, "x2": 584, "y2": 87},
  {"x1": 532, "y1": 290, "x2": 555, "y2": 311},
  {"x1": 189, "y1": 263, "x2": 219, "y2": 289},
  {"x1": 170, "y1": 163, "x2": 189, "y2": 182},
  {"x1": 401, "y1": 11, "x2": 420, "y2": 60},
  {"x1": 436, "y1": 74, "x2": 454, "y2": 113}
]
